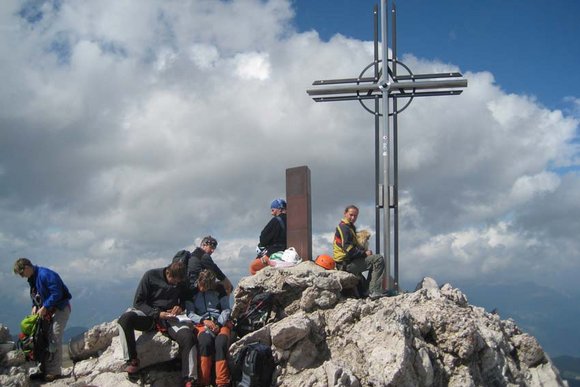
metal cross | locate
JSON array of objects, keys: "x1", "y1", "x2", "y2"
[{"x1": 306, "y1": 0, "x2": 467, "y2": 291}]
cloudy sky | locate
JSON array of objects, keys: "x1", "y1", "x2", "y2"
[{"x1": 1, "y1": 0, "x2": 579, "y2": 356}]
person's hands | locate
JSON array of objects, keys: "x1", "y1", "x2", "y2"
[
  {"x1": 203, "y1": 319, "x2": 220, "y2": 334},
  {"x1": 159, "y1": 311, "x2": 176, "y2": 320},
  {"x1": 36, "y1": 306, "x2": 48, "y2": 318},
  {"x1": 168, "y1": 305, "x2": 183, "y2": 315}
]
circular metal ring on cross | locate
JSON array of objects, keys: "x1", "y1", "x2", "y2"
[{"x1": 356, "y1": 59, "x2": 415, "y2": 117}]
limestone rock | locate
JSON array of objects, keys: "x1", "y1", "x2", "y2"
[
  {"x1": 0, "y1": 272, "x2": 567, "y2": 387},
  {"x1": 1, "y1": 349, "x2": 26, "y2": 368},
  {"x1": 68, "y1": 320, "x2": 118, "y2": 362}
]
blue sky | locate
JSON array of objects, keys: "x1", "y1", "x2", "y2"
[{"x1": 0, "y1": 0, "x2": 578, "y2": 358}]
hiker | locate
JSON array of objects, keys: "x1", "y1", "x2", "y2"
[
  {"x1": 333, "y1": 205, "x2": 388, "y2": 299},
  {"x1": 249, "y1": 198, "x2": 287, "y2": 274},
  {"x1": 117, "y1": 261, "x2": 198, "y2": 387},
  {"x1": 13, "y1": 258, "x2": 72, "y2": 382},
  {"x1": 258, "y1": 198, "x2": 287, "y2": 256},
  {"x1": 186, "y1": 269, "x2": 232, "y2": 387},
  {"x1": 185, "y1": 236, "x2": 233, "y2": 295}
]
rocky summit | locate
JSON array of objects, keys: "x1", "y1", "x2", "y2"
[{"x1": 0, "y1": 261, "x2": 568, "y2": 386}]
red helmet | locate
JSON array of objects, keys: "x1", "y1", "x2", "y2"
[{"x1": 315, "y1": 254, "x2": 336, "y2": 270}]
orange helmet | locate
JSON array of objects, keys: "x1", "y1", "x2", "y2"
[{"x1": 315, "y1": 254, "x2": 335, "y2": 270}]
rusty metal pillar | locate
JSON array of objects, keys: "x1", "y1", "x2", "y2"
[{"x1": 285, "y1": 166, "x2": 312, "y2": 261}]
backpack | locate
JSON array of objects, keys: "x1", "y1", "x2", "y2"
[
  {"x1": 172, "y1": 250, "x2": 191, "y2": 266},
  {"x1": 17, "y1": 314, "x2": 51, "y2": 365},
  {"x1": 234, "y1": 292, "x2": 276, "y2": 338},
  {"x1": 232, "y1": 342, "x2": 275, "y2": 387}
]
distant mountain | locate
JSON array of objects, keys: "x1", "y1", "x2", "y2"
[{"x1": 553, "y1": 356, "x2": 580, "y2": 387}]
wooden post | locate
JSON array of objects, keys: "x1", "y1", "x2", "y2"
[{"x1": 285, "y1": 166, "x2": 312, "y2": 261}]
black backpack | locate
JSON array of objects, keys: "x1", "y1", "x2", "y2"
[
  {"x1": 172, "y1": 250, "x2": 191, "y2": 266},
  {"x1": 232, "y1": 342, "x2": 275, "y2": 387},
  {"x1": 234, "y1": 292, "x2": 276, "y2": 338}
]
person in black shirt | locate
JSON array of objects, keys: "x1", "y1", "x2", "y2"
[
  {"x1": 258, "y1": 198, "x2": 287, "y2": 256},
  {"x1": 250, "y1": 198, "x2": 288, "y2": 274},
  {"x1": 117, "y1": 261, "x2": 198, "y2": 386},
  {"x1": 176, "y1": 236, "x2": 233, "y2": 295}
]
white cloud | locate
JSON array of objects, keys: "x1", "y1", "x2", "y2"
[
  {"x1": 508, "y1": 172, "x2": 560, "y2": 204},
  {"x1": 234, "y1": 52, "x2": 271, "y2": 80},
  {"x1": 190, "y1": 43, "x2": 220, "y2": 70}
]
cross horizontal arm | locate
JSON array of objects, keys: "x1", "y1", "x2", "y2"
[
  {"x1": 395, "y1": 72, "x2": 464, "y2": 80},
  {"x1": 306, "y1": 78, "x2": 467, "y2": 97},
  {"x1": 311, "y1": 71, "x2": 463, "y2": 86},
  {"x1": 312, "y1": 76, "x2": 377, "y2": 86},
  {"x1": 312, "y1": 89, "x2": 463, "y2": 102}
]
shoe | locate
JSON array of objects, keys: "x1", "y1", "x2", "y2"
[
  {"x1": 44, "y1": 374, "x2": 61, "y2": 382},
  {"x1": 184, "y1": 378, "x2": 201, "y2": 387},
  {"x1": 125, "y1": 358, "x2": 140, "y2": 374},
  {"x1": 29, "y1": 372, "x2": 45, "y2": 380},
  {"x1": 369, "y1": 289, "x2": 398, "y2": 299}
]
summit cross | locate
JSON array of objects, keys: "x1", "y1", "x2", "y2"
[{"x1": 306, "y1": 0, "x2": 468, "y2": 290}]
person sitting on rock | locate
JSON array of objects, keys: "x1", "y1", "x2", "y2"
[
  {"x1": 333, "y1": 205, "x2": 387, "y2": 299},
  {"x1": 185, "y1": 236, "x2": 233, "y2": 295},
  {"x1": 186, "y1": 269, "x2": 232, "y2": 387},
  {"x1": 117, "y1": 261, "x2": 199, "y2": 387},
  {"x1": 249, "y1": 198, "x2": 287, "y2": 274}
]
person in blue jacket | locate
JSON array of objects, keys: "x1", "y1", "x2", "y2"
[{"x1": 14, "y1": 257, "x2": 72, "y2": 382}]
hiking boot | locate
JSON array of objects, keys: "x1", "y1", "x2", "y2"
[
  {"x1": 125, "y1": 358, "x2": 140, "y2": 374},
  {"x1": 29, "y1": 372, "x2": 45, "y2": 380},
  {"x1": 44, "y1": 374, "x2": 61, "y2": 382},
  {"x1": 369, "y1": 289, "x2": 399, "y2": 299},
  {"x1": 369, "y1": 291, "x2": 385, "y2": 299}
]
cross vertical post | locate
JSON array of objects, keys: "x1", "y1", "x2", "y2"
[
  {"x1": 380, "y1": 0, "x2": 392, "y2": 289},
  {"x1": 391, "y1": 1, "x2": 400, "y2": 287},
  {"x1": 373, "y1": 4, "x2": 381, "y2": 256},
  {"x1": 306, "y1": 0, "x2": 467, "y2": 291}
]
